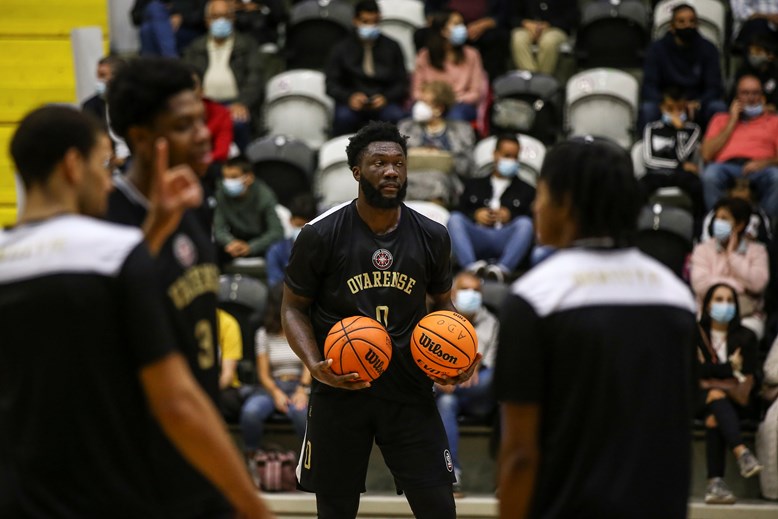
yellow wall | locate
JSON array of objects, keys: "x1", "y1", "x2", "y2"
[{"x1": 0, "y1": 0, "x2": 109, "y2": 225}]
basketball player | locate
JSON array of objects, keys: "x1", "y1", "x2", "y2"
[
  {"x1": 496, "y1": 137, "x2": 697, "y2": 519},
  {"x1": 282, "y1": 121, "x2": 480, "y2": 519},
  {"x1": 0, "y1": 106, "x2": 272, "y2": 518},
  {"x1": 104, "y1": 57, "x2": 239, "y2": 518}
]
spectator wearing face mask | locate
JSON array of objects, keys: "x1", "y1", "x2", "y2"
[
  {"x1": 213, "y1": 156, "x2": 284, "y2": 267},
  {"x1": 325, "y1": 0, "x2": 408, "y2": 137},
  {"x1": 690, "y1": 197, "x2": 769, "y2": 339},
  {"x1": 398, "y1": 80, "x2": 475, "y2": 205},
  {"x1": 412, "y1": 9, "x2": 486, "y2": 122},
  {"x1": 183, "y1": 0, "x2": 264, "y2": 152},
  {"x1": 640, "y1": 3, "x2": 726, "y2": 131},
  {"x1": 447, "y1": 134, "x2": 534, "y2": 282},
  {"x1": 640, "y1": 85, "x2": 704, "y2": 226},
  {"x1": 435, "y1": 271, "x2": 499, "y2": 497},
  {"x1": 732, "y1": 35, "x2": 778, "y2": 113},
  {"x1": 265, "y1": 193, "x2": 318, "y2": 288},
  {"x1": 701, "y1": 75, "x2": 778, "y2": 218}
]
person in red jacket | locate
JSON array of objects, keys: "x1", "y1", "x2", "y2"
[{"x1": 191, "y1": 65, "x2": 234, "y2": 163}]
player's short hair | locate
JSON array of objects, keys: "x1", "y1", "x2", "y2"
[
  {"x1": 540, "y1": 136, "x2": 640, "y2": 245},
  {"x1": 224, "y1": 155, "x2": 253, "y2": 173},
  {"x1": 98, "y1": 55, "x2": 126, "y2": 74},
  {"x1": 107, "y1": 57, "x2": 195, "y2": 142},
  {"x1": 494, "y1": 133, "x2": 520, "y2": 152},
  {"x1": 661, "y1": 85, "x2": 686, "y2": 102},
  {"x1": 354, "y1": 0, "x2": 379, "y2": 17},
  {"x1": 11, "y1": 105, "x2": 103, "y2": 188},
  {"x1": 345, "y1": 120, "x2": 407, "y2": 168},
  {"x1": 288, "y1": 193, "x2": 318, "y2": 221}
]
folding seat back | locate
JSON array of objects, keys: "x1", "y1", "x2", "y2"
[
  {"x1": 490, "y1": 70, "x2": 563, "y2": 145},
  {"x1": 377, "y1": 0, "x2": 425, "y2": 72},
  {"x1": 246, "y1": 134, "x2": 316, "y2": 206},
  {"x1": 286, "y1": 0, "x2": 353, "y2": 70},
  {"x1": 576, "y1": 0, "x2": 650, "y2": 68},
  {"x1": 566, "y1": 68, "x2": 639, "y2": 148},
  {"x1": 264, "y1": 69, "x2": 334, "y2": 149}
]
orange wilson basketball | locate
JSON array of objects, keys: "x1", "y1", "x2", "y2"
[
  {"x1": 323, "y1": 316, "x2": 393, "y2": 382},
  {"x1": 411, "y1": 311, "x2": 478, "y2": 378}
]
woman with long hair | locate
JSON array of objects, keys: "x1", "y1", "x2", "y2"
[
  {"x1": 412, "y1": 9, "x2": 486, "y2": 122},
  {"x1": 697, "y1": 282, "x2": 762, "y2": 504}
]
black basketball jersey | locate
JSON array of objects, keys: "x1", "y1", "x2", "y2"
[
  {"x1": 105, "y1": 175, "x2": 229, "y2": 517},
  {"x1": 0, "y1": 215, "x2": 173, "y2": 518},
  {"x1": 285, "y1": 201, "x2": 453, "y2": 404}
]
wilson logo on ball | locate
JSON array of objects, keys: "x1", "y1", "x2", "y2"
[
  {"x1": 364, "y1": 349, "x2": 386, "y2": 374},
  {"x1": 418, "y1": 333, "x2": 459, "y2": 363}
]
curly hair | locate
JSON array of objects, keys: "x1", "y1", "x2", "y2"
[
  {"x1": 107, "y1": 57, "x2": 194, "y2": 144},
  {"x1": 420, "y1": 80, "x2": 456, "y2": 112},
  {"x1": 345, "y1": 120, "x2": 407, "y2": 168}
]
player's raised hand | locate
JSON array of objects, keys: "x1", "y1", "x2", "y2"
[
  {"x1": 431, "y1": 352, "x2": 483, "y2": 386},
  {"x1": 310, "y1": 358, "x2": 371, "y2": 390},
  {"x1": 143, "y1": 138, "x2": 203, "y2": 255}
]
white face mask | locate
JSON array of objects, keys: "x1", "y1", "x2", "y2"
[
  {"x1": 95, "y1": 80, "x2": 107, "y2": 96},
  {"x1": 412, "y1": 101, "x2": 434, "y2": 123}
]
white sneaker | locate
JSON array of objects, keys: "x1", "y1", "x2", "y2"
[{"x1": 465, "y1": 260, "x2": 488, "y2": 277}]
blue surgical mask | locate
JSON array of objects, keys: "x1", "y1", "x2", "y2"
[
  {"x1": 712, "y1": 218, "x2": 732, "y2": 241},
  {"x1": 661, "y1": 111, "x2": 687, "y2": 125},
  {"x1": 210, "y1": 17, "x2": 233, "y2": 39},
  {"x1": 496, "y1": 158, "x2": 519, "y2": 177},
  {"x1": 222, "y1": 177, "x2": 245, "y2": 197},
  {"x1": 357, "y1": 24, "x2": 380, "y2": 41},
  {"x1": 709, "y1": 302, "x2": 736, "y2": 323},
  {"x1": 449, "y1": 24, "x2": 468, "y2": 46},
  {"x1": 95, "y1": 80, "x2": 106, "y2": 96},
  {"x1": 455, "y1": 289, "x2": 482, "y2": 315},
  {"x1": 743, "y1": 103, "x2": 764, "y2": 118}
]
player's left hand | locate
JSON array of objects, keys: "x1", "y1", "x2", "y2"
[{"x1": 430, "y1": 353, "x2": 483, "y2": 386}]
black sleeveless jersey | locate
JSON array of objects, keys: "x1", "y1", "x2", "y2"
[
  {"x1": 105, "y1": 175, "x2": 229, "y2": 518},
  {"x1": 285, "y1": 201, "x2": 453, "y2": 404}
]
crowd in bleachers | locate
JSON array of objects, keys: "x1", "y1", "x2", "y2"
[{"x1": 85, "y1": 0, "x2": 778, "y2": 503}]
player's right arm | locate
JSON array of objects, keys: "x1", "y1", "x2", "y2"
[
  {"x1": 140, "y1": 354, "x2": 274, "y2": 519},
  {"x1": 281, "y1": 284, "x2": 370, "y2": 390}
]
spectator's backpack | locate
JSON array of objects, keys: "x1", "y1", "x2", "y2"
[{"x1": 253, "y1": 448, "x2": 298, "y2": 492}]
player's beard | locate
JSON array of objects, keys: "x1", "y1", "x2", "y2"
[{"x1": 360, "y1": 176, "x2": 407, "y2": 209}]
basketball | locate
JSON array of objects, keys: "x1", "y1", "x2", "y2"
[
  {"x1": 323, "y1": 316, "x2": 393, "y2": 381},
  {"x1": 411, "y1": 311, "x2": 478, "y2": 378}
]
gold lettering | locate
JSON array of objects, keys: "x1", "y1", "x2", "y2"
[
  {"x1": 166, "y1": 264, "x2": 220, "y2": 309},
  {"x1": 404, "y1": 277, "x2": 416, "y2": 295},
  {"x1": 373, "y1": 271, "x2": 382, "y2": 287},
  {"x1": 362, "y1": 273, "x2": 373, "y2": 289},
  {"x1": 391, "y1": 272, "x2": 400, "y2": 288},
  {"x1": 382, "y1": 270, "x2": 391, "y2": 287},
  {"x1": 347, "y1": 278, "x2": 360, "y2": 294},
  {"x1": 397, "y1": 274, "x2": 406, "y2": 291}
]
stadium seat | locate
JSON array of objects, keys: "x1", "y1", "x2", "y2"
[
  {"x1": 377, "y1": 0, "x2": 425, "y2": 72},
  {"x1": 481, "y1": 280, "x2": 510, "y2": 314},
  {"x1": 489, "y1": 70, "x2": 563, "y2": 145},
  {"x1": 635, "y1": 203, "x2": 694, "y2": 278},
  {"x1": 649, "y1": 186, "x2": 694, "y2": 212},
  {"x1": 264, "y1": 69, "x2": 334, "y2": 149},
  {"x1": 473, "y1": 134, "x2": 546, "y2": 187},
  {"x1": 315, "y1": 134, "x2": 357, "y2": 210},
  {"x1": 285, "y1": 0, "x2": 353, "y2": 70},
  {"x1": 218, "y1": 274, "x2": 269, "y2": 382},
  {"x1": 404, "y1": 200, "x2": 451, "y2": 226},
  {"x1": 631, "y1": 139, "x2": 646, "y2": 179},
  {"x1": 565, "y1": 68, "x2": 639, "y2": 148},
  {"x1": 653, "y1": 0, "x2": 727, "y2": 50},
  {"x1": 245, "y1": 134, "x2": 315, "y2": 206},
  {"x1": 575, "y1": 0, "x2": 650, "y2": 69}
]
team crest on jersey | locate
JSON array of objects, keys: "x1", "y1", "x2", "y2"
[
  {"x1": 372, "y1": 248, "x2": 393, "y2": 270},
  {"x1": 173, "y1": 234, "x2": 197, "y2": 268},
  {"x1": 444, "y1": 450, "x2": 454, "y2": 472}
]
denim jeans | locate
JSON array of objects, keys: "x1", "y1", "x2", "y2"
[
  {"x1": 239, "y1": 379, "x2": 308, "y2": 451},
  {"x1": 447, "y1": 102, "x2": 477, "y2": 122},
  {"x1": 447, "y1": 211, "x2": 534, "y2": 271},
  {"x1": 701, "y1": 161, "x2": 778, "y2": 217},
  {"x1": 435, "y1": 367, "x2": 495, "y2": 471},
  {"x1": 138, "y1": 1, "x2": 177, "y2": 57}
]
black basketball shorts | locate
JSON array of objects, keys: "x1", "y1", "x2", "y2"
[{"x1": 296, "y1": 389, "x2": 456, "y2": 494}]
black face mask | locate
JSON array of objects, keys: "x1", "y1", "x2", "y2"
[
  {"x1": 359, "y1": 175, "x2": 407, "y2": 209},
  {"x1": 674, "y1": 27, "x2": 698, "y2": 44}
]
